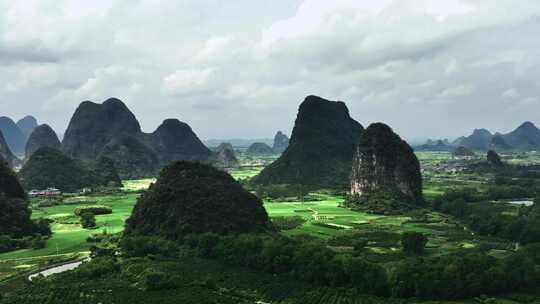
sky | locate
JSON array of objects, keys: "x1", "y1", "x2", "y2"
[{"x1": 1, "y1": 0, "x2": 540, "y2": 142}]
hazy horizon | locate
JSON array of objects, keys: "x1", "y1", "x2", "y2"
[{"x1": 1, "y1": 1, "x2": 540, "y2": 141}]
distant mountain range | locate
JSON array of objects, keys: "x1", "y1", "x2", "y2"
[
  {"x1": 0, "y1": 115, "x2": 40, "y2": 166},
  {"x1": 204, "y1": 138, "x2": 273, "y2": 149},
  {"x1": 414, "y1": 139, "x2": 454, "y2": 152},
  {"x1": 0, "y1": 116, "x2": 38, "y2": 156},
  {"x1": 415, "y1": 121, "x2": 540, "y2": 152}
]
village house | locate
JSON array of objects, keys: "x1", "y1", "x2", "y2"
[{"x1": 28, "y1": 188, "x2": 62, "y2": 198}]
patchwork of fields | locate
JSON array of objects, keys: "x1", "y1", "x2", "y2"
[{"x1": 0, "y1": 152, "x2": 527, "y2": 283}]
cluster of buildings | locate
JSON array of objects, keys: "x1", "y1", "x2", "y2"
[
  {"x1": 421, "y1": 162, "x2": 468, "y2": 175},
  {"x1": 28, "y1": 187, "x2": 92, "y2": 198},
  {"x1": 28, "y1": 188, "x2": 62, "y2": 198}
]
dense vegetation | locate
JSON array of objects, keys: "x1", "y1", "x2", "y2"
[
  {"x1": 122, "y1": 234, "x2": 390, "y2": 296},
  {"x1": 253, "y1": 95, "x2": 363, "y2": 187},
  {"x1": 433, "y1": 188, "x2": 540, "y2": 244},
  {"x1": 120, "y1": 232, "x2": 540, "y2": 300},
  {"x1": 19, "y1": 147, "x2": 121, "y2": 192},
  {"x1": 0, "y1": 160, "x2": 50, "y2": 252},
  {"x1": 62, "y1": 98, "x2": 212, "y2": 178},
  {"x1": 74, "y1": 205, "x2": 113, "y2": 216},
  {"x1": 125, "y1": 161, "x2": 270, "y2": 239},
  {"x1": 24, "y1": 124, "x2": 61, "y2": 159},
  {"x1": 5, "y1": 149, "x2": 540, "y2": 303}
]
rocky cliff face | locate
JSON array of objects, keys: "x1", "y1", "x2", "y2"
[
  {"x1": 272, "y1": 131, "x2": 289, "y2": 153},
  {"x1": 25, "y1": 124, "x2": 61, "y2": 159},
  {"x1": 350, "y1": 123, "x2": 422, "y2": 205},
  {"x1": 253, "y1": 95, "x2": 363, "y2": 187},
  {"x1": 214, "y1": 143, "x2": 239, "y2": 168},
  {"x1": 0, "y1": 155, "x2": 25, "y2": 199},
  {"x1": 0, "y1": 131, "x2": 18, "y2": 168},
  {"x1": 0, "y1": 116, "x2": 26, "y2": 156},
  {"x1": 16, "y1": 116, "x2": 38, "y2": 140},
  {"x1": 150, "y1": 119, "x2": 212, "y2": 165}
]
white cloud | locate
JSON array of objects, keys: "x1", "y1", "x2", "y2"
[
  {"x1": 193, "y1": 36, "x2": 235, "y2": 64},
  {"x1": 520, "y1": 97, "x2": 538, "y2": 105},
  {"x1": 438, "y1": 84, "x2": 474, "y2": 98},
  {"x1": 162, "y1": 68, "x2": 216, "y2": 95},
  {"x1": 2, "y1": 0, "x2": 540, "y2": 139},
  {"x1": 445, "y1": 58, "x2": 460, "y2": 74},
  {"x1": 502, "y1": 88, "x2": 520, "y2": 98}
]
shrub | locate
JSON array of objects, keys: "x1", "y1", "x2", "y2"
[
  {"x1": 140, "y1": 270, "x2": 177, "y2": 291},
  {"x1": 74, "y1": 205, "x2": 112, "y2": 216},
  {"x1": 271, "y1": 216, "x2": 306, "y2": 230},
  {"x1": 31, "y1": 237, "x2": 46, "y2": 249},
  {"x1": 90, "y1": 245, "x2": 116, "y2": 258},
  {"x1": 80, "y1": 212, "x2": 96, "y2": 229},
  {"x1": 32, "y1": 219, "x2": 52, "y2": 236},
  {"x1": 0, "y1": 235, "x2": 14, "y2": 253},
  {"x1": 389, "y1": 250, "x2": 540, "y2": 299},
  {"x1": 120, "y1": 236, "x2": 179, "y2": 258},
  {"x1": 0, "y1": 235, "x2": 31, "y2": 253},
  {"x1": 76, "y1": 257, "x2": 119, "y2": 278},
  {"x1": 401, "y1": 232, "x2": 428, "y2": 255}
]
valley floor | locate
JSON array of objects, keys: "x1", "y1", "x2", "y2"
[{"x1": 1, "y1": 152, "x2": 540, "y2": 302}]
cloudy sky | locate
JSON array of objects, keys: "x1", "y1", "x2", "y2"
[{"x1": 1, "y1": 0, "x2": 540, "y2": 141}]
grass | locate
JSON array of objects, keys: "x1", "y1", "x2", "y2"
[
  {"x1": 122, "y1": 179, "x2": 155, "y2": 192},
  {"x1": 0, "y1": 193, "x2": 140, "y2": 281},
  {"x1": 3, "y1": 151, "x2": 535, "y2": 281},
  {"x1": 229, "y1": 166, "x2": 264, "y2": 180},
  {"x1": 264, "y1": 192, "x2": 489, "y2": 258}
]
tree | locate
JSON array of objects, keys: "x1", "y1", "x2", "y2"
[
  {"x1": 31, "y1": 236, "x2": 46, "y2": 249},
  {"x1": 487, "y1": 150, "x2": 503, "y2": 167},
  {"x1": 80, "y1": 212, "x2": 96, "y2": 229},
  {"x1": 401, "y1": 232, "x2": 428, "y2": 255}
]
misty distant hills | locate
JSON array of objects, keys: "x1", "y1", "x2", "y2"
[
  {"x1": 414, "y1": 139, "x2": 453, "y2": 152},
  {"x1": 452, "y1": 128, "x2": 493, "y2": 150},
  {"x1": 0, "y1": 115, "x2": 40, "y2": 160},
  {"x1": 204, "y1": 138, "x2": 273, "y2": 149},
  {"x1": 416, "y1": 121, "x2": 540, "y2": 152},
  {"x1": 500, "y1": 121, "x2": 540, "y2": 150},
  {"x1": 0, "y1": 116, "x2": 27, "y2": 156}
]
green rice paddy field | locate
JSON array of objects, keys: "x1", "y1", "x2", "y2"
[{"x1": 0, "y1": 152, "x2": 524, "y2": 282}]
